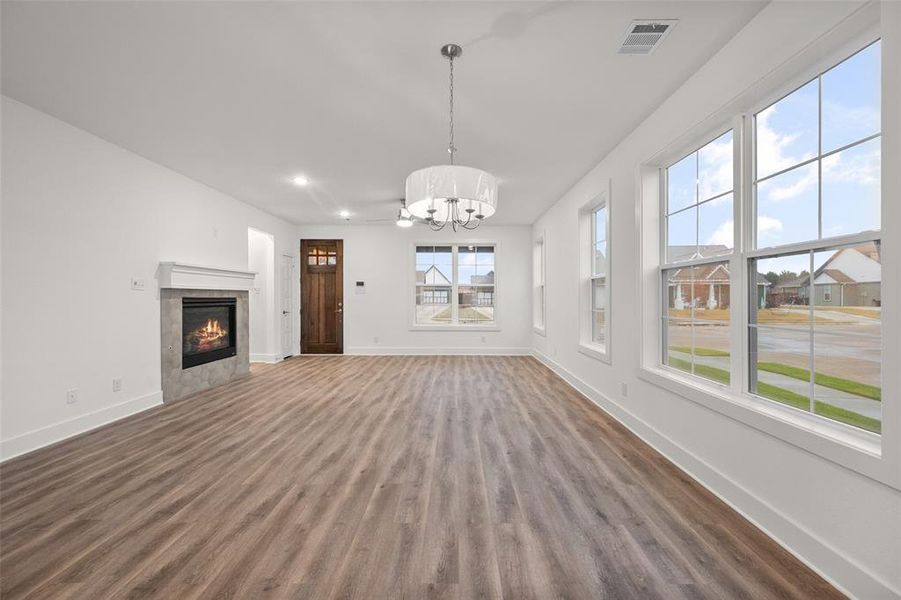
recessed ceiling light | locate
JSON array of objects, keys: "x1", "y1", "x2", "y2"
[
  {"x1": 292, "y1": 175, "x2": 309, "y2": 186},
  {"x1": 339, "y1": 210, "x2": 351, "y2": 219}
]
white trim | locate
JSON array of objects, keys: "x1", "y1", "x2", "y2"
[
  {"x1": 0, "y1": 391, "x2": 163, "y2": 462},
  {"x1": 409, "y1": 240, "x2": 500, "y2": 330},
  {"x1": 409, "y1": 325, "x2": 500, "y2": 332},
  {"x1": 578, "y1": 342, "x2": 609, "y2": 364},
  {"x1": 250, "y1": 353, "x2": 282, "y2": 364},
  {"x1": 158, "y1": 262, "x2": 256, "y2": 291},
  {"x1": 533, "y1": 232, "x2": 547, "y2": 333},
  {"x1": 579, "y1": 181, "x2": 612, "y2": 362},
  {"x1": 346, "y1": 346, "x2": 530, "y2": 356},
  {"x1": 639, "y1": 13, "x2": 898, "y2": 487},
  {"x1": 531, "y1": 350, "x2": 899, "y2": 600}
]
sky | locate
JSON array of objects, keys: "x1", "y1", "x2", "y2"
[
  {"x1": 416, "y1": 245, "x2": 495, "y2": 286},
  {"x1": 667, "y1": 41, "x2": 881, "y2": 275}
]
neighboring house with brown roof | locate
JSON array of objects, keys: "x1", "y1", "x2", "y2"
[
  {"x1": 808, "y1": 243, "x2": 882, "y2": 307},
  {"x1": 770, "y1": 243, "x2": 881, "y2": 307},
  {"x1": 666, "y1": 247, "x2": 770, "y2": 310}
]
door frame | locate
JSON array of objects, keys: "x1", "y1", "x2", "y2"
[{"x1": 300, "y1": 239, "x2": 344, "y2": 354}]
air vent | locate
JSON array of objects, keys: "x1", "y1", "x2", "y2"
[{"x1": 618, "y1": 20, "x2": 677, "y2": 55}]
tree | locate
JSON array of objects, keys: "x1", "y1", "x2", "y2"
[{"x1": 764, "y1": 271, "x2": 780, "y2": 286}]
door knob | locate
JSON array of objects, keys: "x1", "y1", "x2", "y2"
[
  {"x1": 336, "y1": 308, "x2": 343, "y2": 313},
  {"x1": 282, "y1": 310, "x2": 289, "y2": 315}
]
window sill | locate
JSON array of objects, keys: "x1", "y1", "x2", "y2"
[
  {"x1": 533, "y1": 326, "x2": 546, "y2": 337},
  {"x1": 410, "y1": 324, "x2": 500, "y2": 332},
  {"x1": 637, "y1": 365, "x2": 897, "y2": 489},
  {"x1": 578, "y1": 342, "x2": 611, "y2": 365}
]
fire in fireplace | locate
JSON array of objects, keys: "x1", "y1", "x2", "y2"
[{"x1": 182, "y1": 297, "x2": 237, "y2": 368}]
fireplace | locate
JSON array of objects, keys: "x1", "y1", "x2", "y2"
[{"x1": 182, "y1": 297, "x2": 237, "y2": 368}]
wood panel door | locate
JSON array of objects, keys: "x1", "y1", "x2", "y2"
[{"x1": 300, "y1": 240, "x2": 343, "y2": 354}]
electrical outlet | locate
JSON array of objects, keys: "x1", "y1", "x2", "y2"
[
  {"x1": 66, "y1": 389, "x2": 79, "y2": 404},
  {"x1": 373, "y1": 336, "x2": 380, "y2": 344},
  {"x1": 480, "y1": 335, "x2": 487, "y2": 343},
  {"x1": 130, "y1": 278, "x2": 146, "y2": 291},
  {"x1": 621, "y1": 382, "x2": 629, "y2": 398},
  {"x1": 112, "y1": 378, "x2": 123, "y2": 393}
]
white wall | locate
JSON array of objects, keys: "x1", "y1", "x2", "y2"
[
  {"x1": 247, "y1": 227, "x2": 277, "y2": 362},
  {"x1": 0, "y1": 97, "x2": 299, "y2": 459},
  {"x1": 532, "y1": 3, "x2": 900, "y2": 599},
  {"x1": 295, "y1": 224, "x2": 532, "y2": 355}
]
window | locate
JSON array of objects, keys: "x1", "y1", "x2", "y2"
[
  {"x1": 655, "y1": 40, "x2": 883, "y2": 438},
  {"x1": 749, "y1": 41, "x2": 882, "y2": 435},
  {"x1": 662, "y1": 131, "x2": 734, "y2": 385},
  {"x1": 533, "y1": 237, "x2": 546, "y2": 332},
  {"x1": 591, "y1": 205, "x2": 609, "y2": 346},
  {"x1": 414, "y1": 244, "x2": 496, "y2": 326},
  {"x1": 580, "y1": 188, "x2": 611, "y2": 360}
]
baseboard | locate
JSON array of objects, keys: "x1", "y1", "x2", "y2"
[
  {"x1": 530, "y1": 350, "x2": 898, "y2": 600},
  {"x1": 0, "y1": 390, "x2": 164, "y2": 462},
  {"x1": 345, "y1": 346, "x2": 532, "y2": 356},
  {"x1": 250, "y1": 353, "x2": 282, "y2": 364}
]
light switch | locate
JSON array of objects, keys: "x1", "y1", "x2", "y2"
[{"x1": 131, "y1": 278, "x2": 146, "y2": 291}]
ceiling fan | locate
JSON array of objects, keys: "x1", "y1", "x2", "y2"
[{"x1": 365, "y1": 198, "x2": 418, "y2": 227}]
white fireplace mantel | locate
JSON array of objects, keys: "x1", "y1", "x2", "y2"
[{"x1": 158, "y1": 262, "x2": 256, "y2": 291}]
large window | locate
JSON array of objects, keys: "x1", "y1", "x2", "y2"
[
  {"x1": 580, "y1": 192, "x2": 611, "y2": 360},
  {"x1": 591, "y1": 205, "x2": 609, "y2": 347},
  {"x1": 533, "y1": 237, "x2": 546, "y2": 332},
  {"x1": 662, "y1": 131, "x2": 734, "y2": 385},
  {"x1": 658, "y1": 40, "x2": 882, "y2": 436},
  {"x1": 749, "y1": 40, "x2": 882, "y2": 434},
  {"x1": 414, "y1": 244, "x2": 496, "y2": 326}
]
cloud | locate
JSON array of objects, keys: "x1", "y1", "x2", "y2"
[
  {"x1": 757, "y1": 215, "x2": 783, "y2": 242},
  {"x1": 705, "y1": 219, "x2": 733, "y2": 247},
  {"x1": 757, "y1": 94, "x2": 880, "y2": 202},
  {"x1": 698, "y1": 133, "x2": 733, "y2": 201},
  {"x1": 756, "y1": 104, "x2": 815, "y2": 179}
]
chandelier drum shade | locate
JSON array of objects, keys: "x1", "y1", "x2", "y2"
[
  {"x1": 405, "y1": 165, "x2": 497, "y2": 223},
  {"x1": 405, "y1": 43, "x2": 497, "y2": 231}
]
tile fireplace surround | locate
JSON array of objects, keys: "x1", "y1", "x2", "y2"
[{"x1": 159, "y1": 263, "x2": 254, "y2": 403}]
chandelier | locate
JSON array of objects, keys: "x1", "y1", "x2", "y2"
[{"x1": 405, "y1": 44, "x2": 498, "y2": 231}]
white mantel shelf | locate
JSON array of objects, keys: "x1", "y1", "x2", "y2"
[{"x1": 158, "y1": 262, "x2": 256, "y2": 291}]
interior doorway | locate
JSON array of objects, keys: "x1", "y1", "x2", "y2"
[{"x1": 300, "y1": 239, "x2": 343, "y2": 354}]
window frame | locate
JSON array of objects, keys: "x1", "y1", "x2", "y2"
[
  {"x1": 409, "y1": 241, "x2": 500, "y2": 331},
  {"x1": 637, "y1": 22, "x2": 899, "y2": 489},
  {"x1": 533, "y1": 234, "x2": 547, "y2": 335},
  {"x1": 579, "y1": 181, "x2": 612, "y2": 363}
]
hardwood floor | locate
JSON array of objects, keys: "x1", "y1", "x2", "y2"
[{"x1": 1, "y1": 356, "x2": 843, "y2": 599}]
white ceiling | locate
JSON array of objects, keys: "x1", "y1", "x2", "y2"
[{"x1": 1, "y1": 1, "x2": 765, "y2": 225}]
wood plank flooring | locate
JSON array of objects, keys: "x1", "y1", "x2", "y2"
[{"x1": 0, "y1": 356, "x2": 843, "y2": 599}]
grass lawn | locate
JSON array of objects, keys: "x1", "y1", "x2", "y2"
[
  {"x1": 665, "y1": 355, "x2": 880, "y2": 434},
  {"x1": 757, "y1": 362, "x2": 881, "y2": 401},
  {"x1": 666, "y1": 355, "x2": 730, "y2": 385},
  {"x1": 815, "y1": 306, "x2": 881, "y2": 319},
  {"x1": 755, "y1": 382, "x2": 881, "y2": 434},
  {"x1": 669, "y1": 346, "x2": 730, "y2": 357},
  {"x1": 433, "y1": 306, "x2": 492, "y2": 322},
  {"x1": 666, "y1": 308, "x2": 841, "y2": 324},
  {"x1": 674, "y1": 346, "x2": 881, "y2": 402}
]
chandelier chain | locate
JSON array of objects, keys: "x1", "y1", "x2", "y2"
[{"x1": 448, "y1": 54, "x2": 455, "y2": 165}]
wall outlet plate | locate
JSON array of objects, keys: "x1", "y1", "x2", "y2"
[
  {"x1": 621, "y1": 382, "x2": 629, "y2": 398},
  {"x1": 66, "y1": 389, "x2": 79, "y2": 404},
  {"x1": 130, "y1": 278, "x2": 146, "y2": 291},
  {"x1": 112, "y1": 378, "x2": 122, "y2": 392}
]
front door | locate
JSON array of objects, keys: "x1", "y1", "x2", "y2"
[{"x1": 300, "y1": 239, "x2": 343, "y2": 354}]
